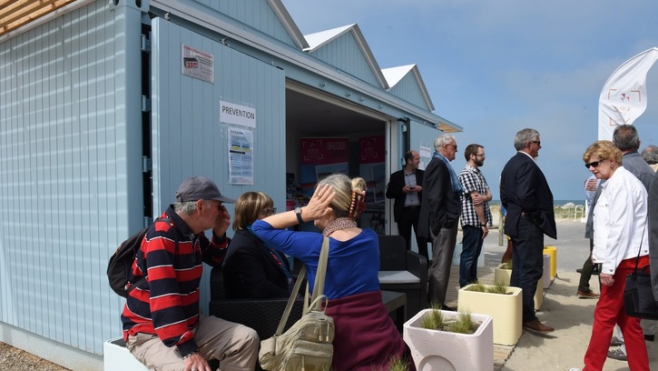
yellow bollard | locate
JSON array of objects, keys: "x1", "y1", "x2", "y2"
[{"x1": 543, "y1": 246, "x2": 557, "y2": 279}]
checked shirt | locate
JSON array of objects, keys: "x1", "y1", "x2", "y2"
[{"x1": 458, "y1": 165, "x2": 492, "y2": 227}]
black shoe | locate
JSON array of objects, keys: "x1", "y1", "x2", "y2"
[
  {"x1": 441, "y1": 304, "x2": 456, "y2": 311},
  {"x1": 646, "y1": 334, "x2": 655, "y2": 342},
  {"x1": 576, "y1": 268, "x2": 583, "y2": 274}
]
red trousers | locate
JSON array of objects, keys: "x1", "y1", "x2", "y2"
[{"x1": 583, "y1": 256, "x2": 649, "y2": 371}]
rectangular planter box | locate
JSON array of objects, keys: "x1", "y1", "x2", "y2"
[
  {"x1": 543, "y1": 253, "x2": 551, "y2": 289},
  {"x1": 457, "y1": 284, "x2": 522, "y2": 345},
  {"x1": 403, "y1": 309, "x2": 493, "y2": 371},
  {"x1": 543, "y1": 246, "x2": 557, "y2": 279},
  {"x1": 494, "y1": 264, "x2": 544, "y2": 311}
]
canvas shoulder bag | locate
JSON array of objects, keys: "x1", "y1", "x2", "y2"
[{"x1": 259, "y1": 236, "x2": 334, "y2": 371}]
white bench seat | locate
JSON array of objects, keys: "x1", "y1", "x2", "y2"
[{"x1": 378, "y1": 270, "x2": 420, "y2": 284}]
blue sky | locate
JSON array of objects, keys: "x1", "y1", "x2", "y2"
[{"x1": 282, "y1": 0, "x2": 658, "y2": 200}]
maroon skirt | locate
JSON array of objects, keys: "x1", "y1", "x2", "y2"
[{"x1": 325, "y1": 290, "x2": 414, "y2": 371}]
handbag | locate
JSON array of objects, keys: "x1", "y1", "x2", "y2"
[
  {"x1": 259, "y1": 236, "x2": 334, "y2": 371},
  {"x1": 623, "y1": 234, "x2": 658, "y2": 320}
]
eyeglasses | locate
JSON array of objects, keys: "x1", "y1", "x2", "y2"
[
  {"x1": 531, "y1": 141, "x2": 541, "y2": 146},
  {"x1": 475, "y1": 153, "x2": 485, "y2": 157},
  {"x1": 584, "y1": 161, "x2": 601, "y2": 169},
  {"x1": 260, "y1": 207, "x2": 277, "y2": 216}
]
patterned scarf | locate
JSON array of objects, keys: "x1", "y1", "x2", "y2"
[{"x1": 433, "y1": 150, "x2": 463, "y2": 193}]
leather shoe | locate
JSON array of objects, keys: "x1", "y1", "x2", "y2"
[
  {"x1": 577, "y1": 290, "x2": 599, "y2": 299},
  {"x1": 646, "y1": 334, "x2": 655, "y2": 342},
  {"x1": 607, "y1": 348, "x2": 627, "y2": 361},
  {"x1": 610, "y1": 336, "x2": 623, "y2": 346},
  {"x1": 523, "y1": 319, "x2": 554, "y2": 332},
  {"x1": 441, "y1": 304, "x2": 456, "y2": 311}
]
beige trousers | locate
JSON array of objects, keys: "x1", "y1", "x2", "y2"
[{"x1": 126, "y1": 315, "x2": 259, "y2": 371}]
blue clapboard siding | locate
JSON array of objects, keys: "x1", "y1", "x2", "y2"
[
  {"x1": 184, "y1": 0, "x2": 300, "y2": 48},
  {"x1": 151, "y1": 19, "x2": 286, "y2": 308},
  {"x1": 310, "y1": 31, "x2": 381, "y2": 88},
  {"x1": 388, "y1": 73, "x2": 431, "y2": 111},
  {"x1": 0, "y1": 0, "x2": 144, "y2": 355}
]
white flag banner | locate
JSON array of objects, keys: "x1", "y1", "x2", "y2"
[{"x1": 598, "y1": 47, "x2": 658, "y2": 140}]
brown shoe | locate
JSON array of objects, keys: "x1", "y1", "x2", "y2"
[
  {"x1": 523, "y1": 319, "x2": 554, "y2": 332},
  {"x1": 578, "y1": 290, "x2": 599, "y2": 299}
]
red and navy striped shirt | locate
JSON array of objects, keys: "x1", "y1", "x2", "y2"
[{"x1": 121, "y1": 206, "x2": 228, "y2": 357}]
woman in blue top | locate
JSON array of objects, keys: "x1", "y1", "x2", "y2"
[{"x1": 252, "y1": 174, "x2": 412, "y2": 371}]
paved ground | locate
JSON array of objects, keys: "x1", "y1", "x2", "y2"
[{"x1": 442, "y1": 221, "x2": 658, "y2": 371}]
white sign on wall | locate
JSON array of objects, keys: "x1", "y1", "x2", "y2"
[
  {"x1": 219, "y1": 101, "x2": 256, "y2": 128},
  {"x1": 181, "y1": 44, "x2": 214, "y2": 83}
]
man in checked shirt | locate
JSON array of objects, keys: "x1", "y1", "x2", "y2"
[{"x1": 457, "y1": 144, "x2": 493, "y2": 287}]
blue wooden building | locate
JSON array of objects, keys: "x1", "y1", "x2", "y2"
[{"x1": 0, "y1": 1, "x2": 460, "y2": 369}]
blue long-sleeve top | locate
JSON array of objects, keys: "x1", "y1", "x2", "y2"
[{"x1": 251, "y1": 220, "x2": 381, "y2": 299}]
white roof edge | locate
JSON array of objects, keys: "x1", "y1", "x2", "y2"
[
  {"x1": 305, "y1": 24, "x2": 389, "y2": 90},
  {"x1": 383, "y1": 64, "x2": 434, "y2": 111},
  {"x1": 266, "y1": 0, "x2": 309, "y2": 50},
  {"x1": 149, "y1": 0, "x2": 460, "y2": 132}
]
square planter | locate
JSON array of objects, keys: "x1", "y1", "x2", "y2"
[
  {"x1": 494, "y1": 264, "x2": 543, "y2": 311},
  {"x1": 457, "y1": 284, "x2": 522, "y2": 345},
  {"x1": 403, "y1": 309, "x2": 493, "y2": 371},
  {"x1": 543, "y1": 246, "x2": 557, "y2": 279},
  {"x1": 543, "y1": 253, "x2": 551, "y2": 289}
]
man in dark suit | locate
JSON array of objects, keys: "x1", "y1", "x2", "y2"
[
  {"x1": 419, "y1": 135, "x2": 462, "y2": 310},
  {"x1": 385, "y1": 150, "x2": 428, "y2": 260},
  {"x1": 500, "y1": 128, "x2": 557, "y2": 333}
]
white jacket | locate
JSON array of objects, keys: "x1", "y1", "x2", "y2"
[{"x1": 592, "y1": 166, "x2": 649, "y2": 275}]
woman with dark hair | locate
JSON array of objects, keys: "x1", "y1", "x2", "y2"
[
  {"x1": 571, "y1": 140, "x2": 650, "y2": 371},
  {"x1": 252, "y1": 173, "x2": 413, "y2": 371},
  {"x1": 223, "y1": 192, "x2": 293, "y2": 299}
]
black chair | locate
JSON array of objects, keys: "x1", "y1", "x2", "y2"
[
  {"x1": 208, "y1": 267, "x2": 303, "y2": 340},
  {"x1": 377, "y1": 235, "x2": 428, "y2": 320}
]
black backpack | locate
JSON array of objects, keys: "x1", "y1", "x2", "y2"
[{"x1": 107, "y1": 217, "x2": 171, "y2": 298}]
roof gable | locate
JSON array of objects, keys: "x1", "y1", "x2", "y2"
[
  {"x1": 383, "y1": 64, "x2": 434, "y2": 111},
  {"x1": 305, "y1": 24, "x2": 388, "y2": 89}
]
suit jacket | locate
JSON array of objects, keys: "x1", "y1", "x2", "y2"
[
  {"x1": 622, "y1": 151, "x2": 654, "y2": 191},
  {"x1": 418, "y1": 157, "x2": 461, "y2": 239},
  {"x1": 648, "y1": 170, "x2": 658, "y2": 302},
  {"x1": 385, "y1": 168, "x2": 424, "y2": 222},
  {"x1": 500, "y1": 152, "x2": 557, "y2": 239},
  {"x1": 223, "y1": 229, "x2": 291, "y2": 299}
]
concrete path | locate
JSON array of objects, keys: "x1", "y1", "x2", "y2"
[{"x1": 441, "y1": 221, "x2": 657, "y2": 371}]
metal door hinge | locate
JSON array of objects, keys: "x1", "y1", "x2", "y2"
[
  {"x1": 141, "y1": 34, "x2": 151, "y2": 52},
  {"x1": 141, "y1": 96, "x2": 151, "y2": 112},
  {"x1": 142, "y1": 156, "x2": 152, "y2": 172}
]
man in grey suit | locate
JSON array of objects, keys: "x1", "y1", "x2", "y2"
[
  {"x1": 649, "y1": 170, "x2": 658, "y2": 305},
  {"x1": 500, "y1": 128, "x2": 556, "y2": 333},
  {"x1": 418, "y1": 134, "x2": 462, "y2": 310},
  {"x1": 613, "y1": 125, "x2": 654, "y2": 190}
]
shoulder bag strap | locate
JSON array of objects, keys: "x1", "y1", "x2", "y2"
[
  {"x1": 273, "y1": 265, "x2": 306, "y2": 336},
  {"x1": 309, "y1": 236, "x2": 330, "y2": 312}
]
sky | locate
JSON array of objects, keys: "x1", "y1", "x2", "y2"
[{"x1": 282, "y1": 0, "x2": 658, "y2": 201}]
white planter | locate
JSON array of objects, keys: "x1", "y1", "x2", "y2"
[
  {"x1": 458, "y1": 284, "x2": 522, "y2": 345},
  {"x1": 494, "y1": 264, "x2": 543, "y2": 311},
  {"x1": 403, "y1": 309, "x2": 493, "y2": 371}
]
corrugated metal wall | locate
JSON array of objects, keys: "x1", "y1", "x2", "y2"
[
  {"x1": 0, "y1": 0, "x2": 144, "y2": 355},
  {"x1": 150, "y1": 18, "x2": 287, "y2": 308}
]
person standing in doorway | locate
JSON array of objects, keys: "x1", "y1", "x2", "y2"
[
  {"x1": 385, "y1": 150, "x2": 428, "y2": 261},
  {"x1": 418, "y1": 134, "x2": 462, "y2": 310},
  {"x1": 457, "y1": 144, "x2": 492, "y2": 287},
  {"x1": 500, "y1": 128, "x2": 557, "y2": 333}
]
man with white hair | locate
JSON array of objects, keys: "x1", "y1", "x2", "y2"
[{"x1": 418, "y1": 134, "x2": 462, "y2": 310}]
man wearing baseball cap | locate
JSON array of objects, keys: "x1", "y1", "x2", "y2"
[{"x1": 121, "y1": 176, "x2": 258, "y2": 371}]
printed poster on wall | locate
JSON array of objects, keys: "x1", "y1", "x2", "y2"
[
  {"x1": 227, "y1": 127, "x2": 254, "y2": 185},
  {"x1": 299, "y1": 138, "x2": 349, "y2": 198},
  {"x1": 182, "y1": 44, "x2": 214, "y2": 83},
  {"x1": 358, "y1": 135, "x2": 385, "y2": 203}
]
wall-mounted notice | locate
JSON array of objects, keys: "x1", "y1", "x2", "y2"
[
  {"x1": 219, "y1": 101, "x2": 256, "y2": 128},
  {"x1": 182, "y1": 44, "x2": 214, "y2": 83},
  {"x1": 228, "y1": 126, "x2": 254, "y2": 185}
]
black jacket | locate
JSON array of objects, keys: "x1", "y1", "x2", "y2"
[
  {"x1": 418, "y1": 157, "x2": 461, "y2": 238},
  {"x1": 385, "y1": 168, "x2": 424, "y2": 222},
  {"x1": 223, "y1": 229, "x2": 291, "y2": 299}
]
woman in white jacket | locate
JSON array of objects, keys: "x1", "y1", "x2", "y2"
[{"x1": 571, "y1": 140, "x2": 650, "y2": 371}]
